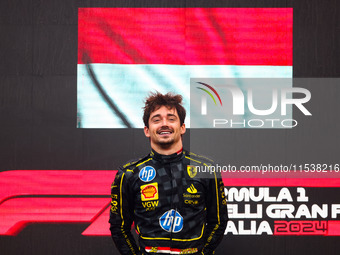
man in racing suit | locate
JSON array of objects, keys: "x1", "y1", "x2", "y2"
[{"x1": 109, "y1": 92, "x2": 228, "y2": 255}]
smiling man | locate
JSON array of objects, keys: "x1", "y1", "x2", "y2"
[{"x1": 109, "y1": 92, "x2": 228, "y2": 255}]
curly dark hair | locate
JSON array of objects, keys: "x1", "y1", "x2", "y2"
[{"x1": 143, "y1": 92, "x2": 186, "y2": 128}]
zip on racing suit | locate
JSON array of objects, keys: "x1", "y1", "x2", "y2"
[{"x1": 109, "y1": 149, "x2": 228, "y2": 255}]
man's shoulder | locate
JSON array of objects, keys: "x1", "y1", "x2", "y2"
[
  {"x1": 119, "y1": 153, "x2": 152, "y2": 173},
  {"x1": 183, "y1": 150, "x2": 214, "y2": 165}
]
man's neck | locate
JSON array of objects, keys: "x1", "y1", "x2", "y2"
[{"x1": 151, "y1": 143, "x2": 183, "y2": 155}]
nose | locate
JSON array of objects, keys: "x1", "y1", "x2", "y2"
[{"x1": 161, "y1": 118, "x2": 168, "y2": 126}]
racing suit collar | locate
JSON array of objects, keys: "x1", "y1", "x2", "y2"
[{"x1": 150, "y1": 148, "x2": 184, "y2": 163}]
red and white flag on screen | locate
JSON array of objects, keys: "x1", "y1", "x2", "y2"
[{"x1": 77, "y1": 8, "x2": 292, "y2": 128}]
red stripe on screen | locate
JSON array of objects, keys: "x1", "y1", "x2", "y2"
[{"x1": 78, "y1": 8, "x2": 292, "y2": 66}]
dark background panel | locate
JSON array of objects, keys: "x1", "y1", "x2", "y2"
[
  {"x1": 33, "y1": 25, "x2": 77, "y2": 76},
  {"x1": 32, "y1": 0, "x2": 78, "y2": 25},
  {"x1": 0, "y1": 0, "x2": 33, "y2": 25},
  {"x1": 293, "y1": 0, "x2": 340, "y2": 77},
  {"x1": 0, "y1": 25, "x2": 33, "y2": 75},
  {"x1": 0, "y1": 0, "x2": 339, "y2": 254}
]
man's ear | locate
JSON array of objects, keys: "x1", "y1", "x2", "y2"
[
  {"x1": 144, "y1": 126, "x2": 151, "y2": 137},
  {"x1": 180, "y1": 123, "x2": 186, "y2": 135}
]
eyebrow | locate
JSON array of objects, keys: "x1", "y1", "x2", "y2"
[{"x1": 150, "y1": 113, "x2": 177, "y2": 120}]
